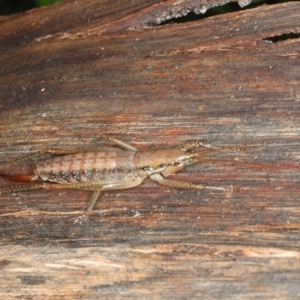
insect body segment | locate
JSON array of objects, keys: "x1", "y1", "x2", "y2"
[{"x1": 0, "y1": 136, "x2": 231, "y2": 213}]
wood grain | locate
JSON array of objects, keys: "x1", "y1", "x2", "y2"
[{"x1": 0, "y1": 0, "x2": 300, "y2": 298}]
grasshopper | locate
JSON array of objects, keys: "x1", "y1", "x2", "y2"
[{"x1": 0, "y1": 136, "x2": 253, "y2": 212}]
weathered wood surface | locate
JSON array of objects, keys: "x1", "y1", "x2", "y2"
[{"x1": 0, "y1": 0, "x2": 300, "y2": 298}]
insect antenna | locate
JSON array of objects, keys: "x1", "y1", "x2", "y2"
[
  {"x1": 191, "y1": 158, "x2": 268, "y2": 170},
  {"x1": 188, "y1": 140, "x2": 276, "y2": 169},
  {"x1": 190, "y1": 138, "x2": 278, "y2": 159}
]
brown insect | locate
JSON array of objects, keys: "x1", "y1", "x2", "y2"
[{"x1": 0, "y1": 136, "x2": 256, "y2": 213}]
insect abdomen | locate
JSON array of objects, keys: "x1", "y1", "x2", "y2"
[{"x1": 35, "y1": 152, "x2": 135, "y2": 183}]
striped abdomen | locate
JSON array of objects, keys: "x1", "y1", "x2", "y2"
[{"x1": 35, "y1": 151, "x2": 135, "y2": 183}]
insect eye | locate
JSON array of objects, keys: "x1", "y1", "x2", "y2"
[
  {"x1": 173, "y1": 161, "x2": 181, "y2": 166},
  {"x1": 158, "y1": 163, "x2": 165, "y2": 168}
]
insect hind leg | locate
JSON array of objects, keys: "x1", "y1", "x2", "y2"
[
  {"x1": 102, "y1": 136, "x2": 137, "y2": 151},
  {"x1": 0, "y1": 147, "x2": 98, "y2": 168},
  {"x1": 42, "y1": 174, "x2": 146, "y2": 213},
  {"x1": 86, "y1": 188, "x2": 101, "y2": 213},
  {"x1": 0, "y1": 136, "x2": 136, "y2": 168}
]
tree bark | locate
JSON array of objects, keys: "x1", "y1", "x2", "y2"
[{"x1": 0, "y1": 0, "x2": 300, "y2": 298}]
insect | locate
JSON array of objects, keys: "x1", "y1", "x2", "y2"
[{"x1": 0, "y1": 136, "x2": 255, "y2": 213}]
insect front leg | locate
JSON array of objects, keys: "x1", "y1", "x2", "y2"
[{"x1": 150, "y1": 173, "x2": 231, "y2": 192}]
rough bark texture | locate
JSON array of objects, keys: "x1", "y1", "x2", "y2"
[{"x1": 0, "y1": 0, "x2": 300, "y2": 299}]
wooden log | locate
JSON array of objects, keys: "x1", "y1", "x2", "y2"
[{"x1": 0, "y1": 0, "x2": 300, "y2": 298}]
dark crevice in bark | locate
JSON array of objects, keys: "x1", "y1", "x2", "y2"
[
  {"x1": 263, "y1": 32, "x2": 300, "y2": 43},
  {"x1": 156, "y1": 0, "x2": 293, "y2": 26}
]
